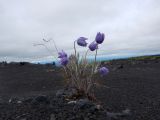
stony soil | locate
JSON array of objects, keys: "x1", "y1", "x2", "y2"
[{"x1": 0, "y1": 57, "x2": 160, "y2": 120}]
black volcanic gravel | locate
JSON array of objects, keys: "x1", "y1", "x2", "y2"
[
  {"x1": 0, "y1": 58, "x2": 160, "y2": 120},
  {"x1": 0, "y1": 96, "x2": 107, "y2": 120}
]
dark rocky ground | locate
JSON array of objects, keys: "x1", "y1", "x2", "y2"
[{"x1": 0, "y1": 57, "x2": 160, "y2": 120}]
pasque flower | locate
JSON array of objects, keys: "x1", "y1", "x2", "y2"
[
  {"x1": 58, "y1": 50, "x2": 69, "y2": 66},
  {"x1": 99, "y1": 67, "x2": 109, "y2": 76},
  {"x1": 95, "y1": 32, "x2": 105, "y2": 44},
  {"x1": 58, "y1": 50, "x2": 67, "y2": 58},
  {"x1": 77, "y1": 37, "x2": 88, "y2": 47},
  {"x1": 60, "y1": 57, "x2": 69, "y2": 66},
  {"x1": 89, "y1": 41, "x2": 98, "y2": 51}
]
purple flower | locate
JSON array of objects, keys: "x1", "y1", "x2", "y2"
[
  {"x1": 89, "y1": 41, "x2": 98, "y2": 51},
  {"x1": 95, "y1": 32, "x2": 105, "y2": 44},
  {"x1": 77, "y1": 37, "x2": 88, "y2": 47},
  {"x1": 98, "y1": 67, "x2": 109, "y2": 76},
  {"x1": 58, "y1": 50, "x2": 69, "y2": 66},
  {"x1": 60, "y1": 57, "x2": 69, "y2": 66},
  {"x1": 58, "y1": 50, "x2": 67, "y2": 58}
]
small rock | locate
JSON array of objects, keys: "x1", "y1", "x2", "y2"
[
  {"x1": 96, "y1": 104, "x2": 102, "y2": 110},
  {"x1": 56, "y1": 89, "x2": 64, "y2": 97},
  {"x1": 67, "y1": 88, "x2": 78, "y2": 97},
  {"x1": 32, "y1": 95, "x2": 49, "y2": 105},
  {"x1": 122, "y1": 108, "x2": 131, "y2": 116},
  {"x1": 8, "y1": 98, "x2": 18, "y2": 103},
  {"x1": 16, "y1": 113, "x2": 28, "y2": 119},
  {"x1": 35, "y1": 95, "x2": 48, "y2": 102},
  {"x1": 76, "y1": 99, "x2": 94, "y2": 109},
  {"x1": 56, "y1": 88, "x2": 78, "y2": 98},
  {"x1": 117, "y1": 64, "x2": 123, "y2": 69},
  {"x1": 89, "y1": 114, "x2": 96, "y2": 119},
  {"x1": 8, "y1": 99, "x2": 12, "y2": 103},
  {"x1": 106, "y1": 112, "x2": 118, "y2": 119},
  {"x1": 89, "y1": 106, "x2": 97, "y2": 113},
  {"x1": 106, "y1": 108, "x2": 131, "y2": 119},
  {"x1": 23, "y1": 98, "x2": 33, "y2": 103},
  {"x1": 50, "y1": 114, "x2": 56, "y2": 120},
  {"x1": 89, "y1": 104, "x2": 102, "y2": 113},
  {"x1": 68, "y1": 100, "x2": 77, "y2": 104},
  {"x1": 17, "y1": 100, "x2": 22, "y2": 104},
  {"x1": 84, "y1": 117, "x2": 89, "y2": 120},
  {"x1": 20, "y1": 118, "x2": 26, "y2": 120}
]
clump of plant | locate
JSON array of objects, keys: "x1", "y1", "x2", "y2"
[
  {"x1": 57, "y1": 32, "x2": 109, "y2": 99},
  {"x1": 35, "y1": 32, "x2": 109, "y2": 100}
]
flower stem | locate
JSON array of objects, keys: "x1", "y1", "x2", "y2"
[
  {"x1": 84, "y1": 49, "x2": 89, "y2": 61},
  {"x1": 95, "y1": 49, "x2": 98, "y2": 64},
  {"x1": 74, "y1": 41, "x2": 77, "y2": 56},
  {"x1": 92, "y1": 49, "x2": 98, "y2": 74},
  {"x1": 89, "y1": 49, "x2": 98, "y2": 95}
]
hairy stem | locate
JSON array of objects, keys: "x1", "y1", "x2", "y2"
[
  {"x1": 88, "y1": 49, "x2": 98, "y2": 94},
  {"x1": 84, "y1": 49, "x2": 89, "y2": 61},
  {"x1": 74, "y1": 41, "x2": 77, "y2": 56},
  {"x1": 95, "y1": 49, "x2": 98, "y2": 64},
  {"x1": 73, "y1": 41, "x2": 80, "y2": 85}
]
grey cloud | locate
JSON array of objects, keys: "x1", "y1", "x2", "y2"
[{"x1": 0, "y1": 0, "x2": 160, "y2": 62}]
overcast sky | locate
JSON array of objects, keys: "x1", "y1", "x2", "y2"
[{"x1": 0, "y1": 0, "x2": 160, "y2": 62}]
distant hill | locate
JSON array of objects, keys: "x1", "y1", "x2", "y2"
[
  {"x1": 127, "y1": 54, "x2": 160, "y2": 60},
  {"x1": 1, "y1": 54, "x2": 159, "y2": 66}
]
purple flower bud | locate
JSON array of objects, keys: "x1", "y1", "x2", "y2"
[
  {"x1": 89, "y1": 41, "x2": 98, "y2": 51},
  {"x1": 58, "y1": 50, "x2": 67, "y2": 58},
  {"x1": 99, "y1": 67, "x2": 109, "y2": 76},
  {"x1": 60, "y1": 57, "x2": 69, "y2": 66},
  {"x1": 77, "y1": 37, "x2": 88, "y2": 47},
  {"x1": 95, "y1": 32, "x2": 105, "y2": 44}
]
